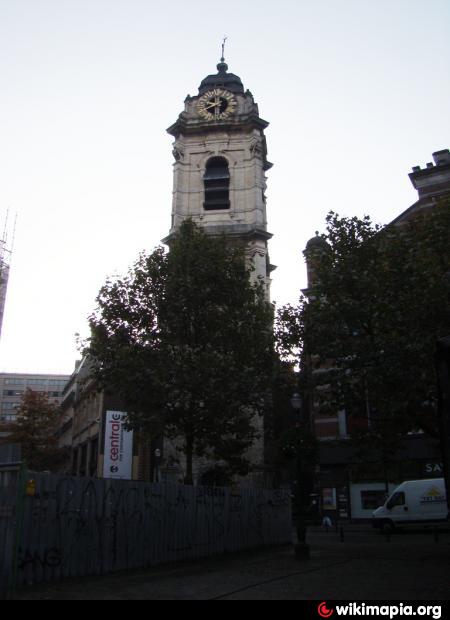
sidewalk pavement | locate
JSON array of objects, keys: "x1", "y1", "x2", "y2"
[{"x1": 15, "y1": 528, "x2": 450, "y2": 600}]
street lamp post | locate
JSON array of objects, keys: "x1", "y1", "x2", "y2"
[
  {"x1": 291, "y1": 392, "x2": 311, "y2": 560},
  {"x1": 290, "y1": 393, "x2": 303, "y2": 413},
  {"x1": 154, "y1": 448, "x2": 162, "y2": 483}
]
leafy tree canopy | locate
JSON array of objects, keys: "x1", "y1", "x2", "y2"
[
  {"x1": 277, "y1": 202, "x2": 450, "y2": 455},
  {"x1": 2, "y1": 390, "x2": 67, "y2": 472},
  {"x1": 87, "y1": 220, "x2": 274, "y2": 483}
]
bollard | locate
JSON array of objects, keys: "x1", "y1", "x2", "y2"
[
  {"x1": 340, "y1": 526, "x2": 344, "y2": 542},
  {"x1": 294, "y1": 518, "x2": 310, "y2": 560}
]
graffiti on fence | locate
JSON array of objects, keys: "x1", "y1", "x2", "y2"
[
  {"x1": 18, "y1": 547, "x2": 63, "y2": 571},
  {"x1": 15, "y1": 475, "x2": 291, "y2": 586}
]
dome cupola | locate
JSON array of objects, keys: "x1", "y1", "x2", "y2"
[{"x1": 198, "y1": 61, "x2": 245, "y2": 95}]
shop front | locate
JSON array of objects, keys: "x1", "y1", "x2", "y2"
[{"x1": 318, "y1": 435, "x2": 443, "y2": 522}]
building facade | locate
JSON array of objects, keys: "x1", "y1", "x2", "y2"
[
  {"x1": 0, "y1": 372, "x2": 69, "y2": 427},
  {"x1": 59, "y1": 359, "x2": 161, "y2": 482}
]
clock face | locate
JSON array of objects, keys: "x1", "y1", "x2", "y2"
[{"x1": 197, "y1": 89, "x2": 237, "y2": 121}]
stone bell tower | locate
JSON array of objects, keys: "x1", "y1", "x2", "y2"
[{"x1": 165, "y1": 55, "x2": 275, "y2": 297}]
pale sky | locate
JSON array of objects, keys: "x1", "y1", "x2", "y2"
[{"x1": 0, "y1": 0, "x2": 449, "y2": 375}]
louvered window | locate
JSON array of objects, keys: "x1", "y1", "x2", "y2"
[{"x1": 203, "y1": 157, "x2": 230, "y2": 210}]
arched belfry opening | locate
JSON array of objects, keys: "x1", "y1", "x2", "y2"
[{"x1": 203, "y1": 157, "x2": 230, "y2": 211}]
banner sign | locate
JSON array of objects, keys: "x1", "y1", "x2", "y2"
[{"x1": 103, "y1": 411, "x2": 133, "y2": 480}]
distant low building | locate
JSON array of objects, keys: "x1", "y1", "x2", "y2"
[{"x1": 0, "y1": 372, "x2": 70, "y2": 441}]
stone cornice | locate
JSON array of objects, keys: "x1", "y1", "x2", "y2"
[
  {"x1": 163, "y1": 224, "x2": 273, "y2": 246},
  {"x1": 167, "y1": 112, "x2": 269, "y2": 139}
]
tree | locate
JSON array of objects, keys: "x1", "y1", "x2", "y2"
[
  {"x1": 277, "y1": 203, "x2": 450, "y2": 480},
  {"x1": 87, "y1": 220, "x2": 274, "y2": 484},
  {"x1": 3, "y1": 389, "x2": 67, "y2": 472}
]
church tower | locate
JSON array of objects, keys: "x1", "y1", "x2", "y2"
[{"x1": 165, "y1": 55, "x2": 275, "y2": 297}]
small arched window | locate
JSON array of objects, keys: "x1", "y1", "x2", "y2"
[{"x1": 203, "y1": 157, "x2": 230, "y2": 210}]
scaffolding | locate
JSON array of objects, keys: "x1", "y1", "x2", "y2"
[{"x1": 0, "y1": 211, "x2": 16, "y2": 341}]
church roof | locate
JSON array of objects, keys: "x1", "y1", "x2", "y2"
[{"x1": 198, "y1": 62, "x2": 245, "y2": 95}]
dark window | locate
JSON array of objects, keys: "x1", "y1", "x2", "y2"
[
  {"x1": 27, "y1": 379, "x2": 47, "y2": 386},
  {"x1": 361, "y1": 490, "x2": 387, "y2": 510},
  {"x1": 5, "y1": 378, "x2": 26, "y2": 386},
  {"x1": 89, "y1": 437, "x2": 99, "y2": 477},
  {"x1": 203, "y1": 157, "x2": 230, "y2": 210},
  {"x1": 387, "y1": 491, "x2": 406, "y2": 510},
  {"x1": 1, "y1": 402, "x2": 18, "y2": 411},
  {"x1": 72, "y1": 448, "x2": 79, "y2": 476},
  {"x1": 0, "y1": 414, "x2": 16, "y2": 423},
  {"x1": 79, "y1": 444, "x2": 88, "y2": 477}
]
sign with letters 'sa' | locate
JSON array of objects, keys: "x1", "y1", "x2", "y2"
[
  {"x1": 424, "y1": 462, "x2": 443, "y2": 476},
  {"x1": 103, "y1": 411, "x2": 134, "y2": 480}
]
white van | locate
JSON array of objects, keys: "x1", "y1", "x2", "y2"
[{"x1": 372, "y1": 478, "x2": 448, "y2": 532}]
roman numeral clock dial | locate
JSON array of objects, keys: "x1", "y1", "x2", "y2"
[{"x1": 197, "y1": 89, "x2": 237, "y2": 121}]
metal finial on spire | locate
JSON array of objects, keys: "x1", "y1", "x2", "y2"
[{"x1": 221, "y1": 36, "x2": 227, "y2": 62}]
